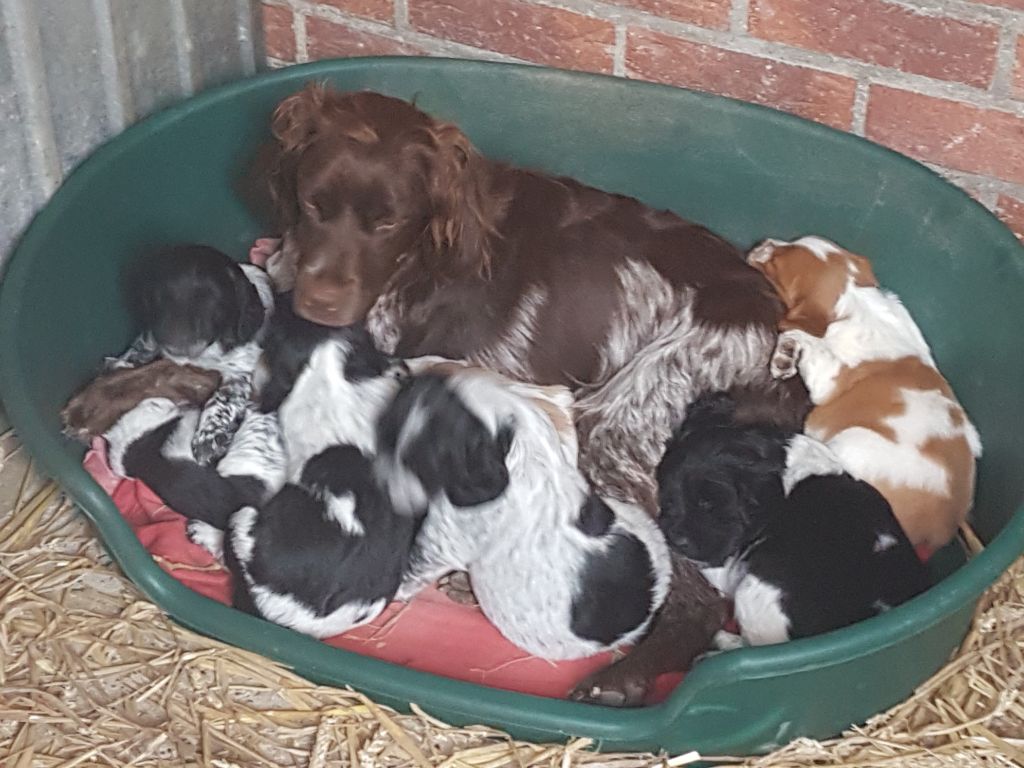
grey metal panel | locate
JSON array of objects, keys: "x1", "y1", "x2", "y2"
[
  {"x1": 109, "y1": 0, "x2": 190, "y2": 121},
  {"x1": 0, "y1": 0, "x2": 46, "y2": 256},
  {"x1": 34, "y1": 0, "x2": 115, "y2": 175},
  {"x1": 0, "y1": 0, "x2": 261, "y2": 267},
  {"x1": 182, "y1": 0, "x2": 245, "y2": 89}
]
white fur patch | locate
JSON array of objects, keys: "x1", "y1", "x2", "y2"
[
  {"x1": 250, "y1": 587, "x2": 386, "y2": 639},
  {"x1": 230, "y1": 506, "x2": 259, "y2": 564},
  {"x1": 186, "y1": 520, "x2": 225, "y2": 562},
  {"x1": 733, "y1": 574, "x2": 792, "y2": 646},
  {"x1": 216, "y1": 409, "x2": 287, "y2": 497},
  {"x1": 782, "y1": 434, "x2": 845, "y2": 495},
  {"x1": 104, "y1": 398, "x2": 184, "y2": 476},
  {"x1": 471, "y1": 285, "x2": 548, "y2": 382},
  {"x1": 324, "y1": 493, "x2": 365, "y2": 536},
  {"x1": 278, "y1": 339, "x2": 401, "y2": 480},
  {"x1": 792, "y1": 235, "x2": 842, "y2": 262},
  {"x1": 873, "y1": 532, "x2": 898, "y2": 553}
]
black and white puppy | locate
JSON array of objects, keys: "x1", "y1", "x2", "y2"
[
  {"x1": 378, "y1": 368, "x2": 672, "y2": 661},
  {"x1": 658, "y1": 392, "x2": 931, "y2": 645},
  {"x1": 104, "y1": 397, "x2": 286, "y2": 531},
  {"x1": 110, "y1": 245, "x2": 274, "y2": 465},
  {"x1": 213, "y1": 301, "x2": 417, "y2": 637}
]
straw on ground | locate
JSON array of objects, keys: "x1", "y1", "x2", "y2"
[{"x1": 0, "y1": 437, "x2": 1020, "y2": 767}]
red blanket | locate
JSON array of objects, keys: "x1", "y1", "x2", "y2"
[{"x1": 84, "y1": 438, "x2": 683, "y2": 702}]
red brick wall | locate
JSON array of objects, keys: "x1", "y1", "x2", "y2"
[{"x1": 260, "y1": 0, "x2": 1024, "y2": 239}]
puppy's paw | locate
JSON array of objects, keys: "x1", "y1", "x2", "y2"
[
  {"x1": 191, "y1": 429, "x2": 232, "y2": 466},
  {"x1": 770, "y1": 333, "x2": 801, "y2": 380},
  {"x1": 569, "y1": 668, "x2": 651, "y2": 708},
  {"x1": 437, "y1": 571, "x2": 478, "y2": 606},
  {"x1": 186, "y1": 519, "x2": 225, "y2": 562}
]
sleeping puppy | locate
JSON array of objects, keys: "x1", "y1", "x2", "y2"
[
  {"x1": 109, "y1": 244, "x2": 275, "y2": 466},
  {"x1": 658, "y1": 392, "x2": 930, "y2": 645},
  {"x1": 103, "y1": 398, "x2": 286, "y2": 531},
  {"x1": 209, "y1": 299, "x2": 418, "y2": 637},
  {"x1": 748, "y1": 236, "x2": 981, "y2": 552},
  {"x1": 377, "y1": 368, "x2": 672, "y2": 661}
]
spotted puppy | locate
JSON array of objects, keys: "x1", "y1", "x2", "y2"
[
  {"x1": 748, "y1": 236, "x2": 982, "y2": 551},
  {"x1": 213, "y1": 300, "x2": 416, "y2": 637},
  {"x1": 110, "y1": 244, "x2": 275, "y2": 465},
  {"x1": 658, "y1": 392, "x2": 930, "y2": 645},
  {"x1": 378, "y1": 367, "x2": 672, "y2": 661}
]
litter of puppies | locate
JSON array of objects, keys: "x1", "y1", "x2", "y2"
[{"x1": 62, "y1": 85, "x2": 982, "y2": 708}]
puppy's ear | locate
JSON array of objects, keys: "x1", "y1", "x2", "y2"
[
  {"x1": 440, "y1": 421, "x2": 512, "y2": 508},
  {"x1": 847, "y1": 252, "x2": 879, "y2": 288},
  {"x1": 224, "y1": 265, "x2": 265, "y2": 348},
  {"x1": 779, "y1": 302, "x2": 831, "y2": 337},
  {"x1": 424, "y1": 120, "x2": 502, "y2": 278}
]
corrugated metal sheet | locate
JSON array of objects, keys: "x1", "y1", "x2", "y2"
[{"x1": 0, "y1": 0, "x2": 262, "y2": 263}]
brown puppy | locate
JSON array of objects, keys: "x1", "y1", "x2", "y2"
[
  {"x1": 63, "y1": 360, "x2": 222, "y2": 440},
  {"x1": 748, "y1": 236, "x2": 981, "y2": 551}
]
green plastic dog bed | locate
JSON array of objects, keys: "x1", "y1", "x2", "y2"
[{"x1": 2, "y1": 58, "x2": 1023, "y2": 757}]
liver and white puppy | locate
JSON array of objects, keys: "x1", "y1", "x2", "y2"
[
  {"x1": 657, "y1": 392, "x2": 930, "y2": 646},
  {"x1": 748, "y1": 236, "x2": 982, "y2": 551},
  {"x1": 376, "y1": 368, "x2": 672, "y2": 661},
  {"x1": 110, "y1": 245, "x2": 275, "y2": 466}
]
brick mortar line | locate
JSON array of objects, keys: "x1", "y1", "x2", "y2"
[
  {"x1": 884, "y1": 0, "x2": 1024, "y2": 25},
  {"x1": 292, "y1": 0, "x2": 1024, "y2": 118},
  {"x1": 730, "y1": 0, "x2": 750, "y2": 34},
  {"x1": 395, "y1": 0, "x2": 409, "y2": 29},
  {"x1": 297, "y1": 10, "x2": 530, "y2": 64},
  {"x1": 991, "y1": 22, "x2": 1022, "y2": 98},
  {"x1": 294, "y1": 7, "x2": 310, "y2": 62},
  {"x1": 612, "y1": 25, "x2": 626, "y2": 75},
  {"x1": 851, "y1": 80, "x2": 870, "y2": 134},
  {"x1": 925, "y1": 162, "x2": 1024, "y2": 201}
]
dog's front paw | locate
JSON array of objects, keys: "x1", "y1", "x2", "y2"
[
  {"x1": 437, "y1": 571, "x2": 478, "y2": 606},
  {"x1": 186, "y1": 519, "x2": 225, "y2": 562},
  {"x1": 191, "y1": 429, "x2": 232, "y2": 466},
  {"x1": 770, "y1": 333, "x2": 801, "y2": 379},
  {"x1": 569, "y1": 666, "x2": 651, "y2": 708}
]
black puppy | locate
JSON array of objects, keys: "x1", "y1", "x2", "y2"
[
  {"x1": 658, "y1": 392, "x2": 930, "y2": 645},
  {"x1": 110, "y1": 245, "x2": 274, "y2": 464}
]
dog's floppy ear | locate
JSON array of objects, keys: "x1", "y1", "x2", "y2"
[
  {"x1": 223, "y1": 265, "x2": 265, "y2": 349},
  {"x1": 440, "y1": 421, "x2": 512, "y2": 507},
  {"x1": 385, "y1": 376, "x2": 512, "y2": 507},
  {"x1": 847, "y1": 251, "x2": 879, "y2": 288},
  {"x1": 424, "y1": 120, "x2": 503, "y2": 278},
  {"x1": 266, "y1": 83, "x2": 328, "y2": 227},
  {"x1": 271, "y1": 82, "x2": 329, "y2": 153}
]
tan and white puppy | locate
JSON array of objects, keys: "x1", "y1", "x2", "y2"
[{"x1": 748, "y1": 236, "x2": 981, "y2": 551}]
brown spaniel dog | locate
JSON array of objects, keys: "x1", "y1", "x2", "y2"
[{"x1": 262, "y1": 83, "x2": 803, "y2": 511}]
